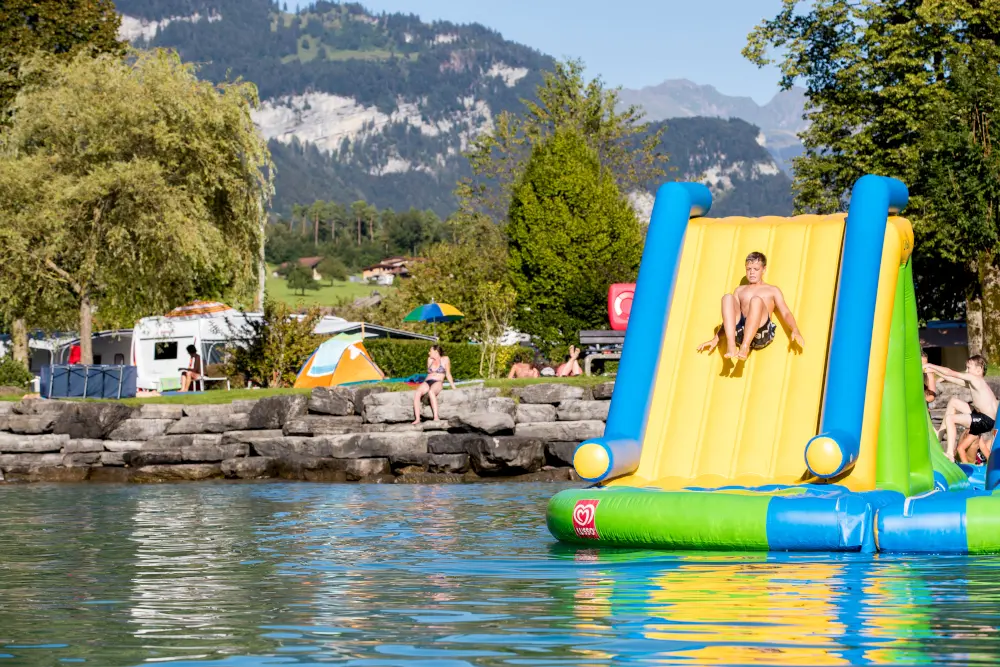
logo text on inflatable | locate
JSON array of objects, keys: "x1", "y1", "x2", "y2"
[{"x1": 572, "y1": 499, "x2": 600, "y2": 539}]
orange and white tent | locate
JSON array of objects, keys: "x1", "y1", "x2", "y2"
[{"x1": 294, "y1": 335, "x2": 384, "y2": 388}]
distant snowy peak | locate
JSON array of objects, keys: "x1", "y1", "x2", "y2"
[{"x1": 118, "y1": 12, "x2": 221, "y2": 42}]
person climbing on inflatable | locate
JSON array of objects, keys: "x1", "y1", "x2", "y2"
[{"x1": 696, "y1": 251, "x2": 805, "y2": 360}]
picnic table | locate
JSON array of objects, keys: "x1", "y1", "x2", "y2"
[{"x1": 578, "y1": 330, "x2": 625, "y2": 376}]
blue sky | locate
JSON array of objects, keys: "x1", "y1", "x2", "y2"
[{"x1": 288, "y1": 0, "x2": 787, "y2": 104}]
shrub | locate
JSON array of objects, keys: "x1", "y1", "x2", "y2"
[
  {"x1": 225, "y1": 299, "x2": 325, "y2": 388},
  {"x1": 0, "y1": 356, "x2": 33, "y2": 389},
  {"x1": 365, "y1": 340, "x2": 533, "y2": 380}
]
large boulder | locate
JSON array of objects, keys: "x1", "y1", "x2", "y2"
[
  {"x1": 307, "y1": 387, "x2": 356, "y2": 416},
  {"x1": 467, "y1": 436, "x2": 545, "y2": 475},
  {"x1": 221, "y1": 456, "x2": 279, "y2": 479},
  {"x1": 338, "y1": 433, "x2": 429, "y2": 465},
  {"x1": 0, "y1": 433, "x2": 69, "y2": 453},
  {"x1": 132, "y1": 464, "x2": 223, "y2": 482},
  {"x1": 592, "y1": 382, "x2": 615, "y2": 400},
  {"x1": 546, "y1": 441, "x2": 579, "y2": 467},
  {"x1": 53, "y1": 403, "x2": 134, "y2": 439},
  {"x1": 487, "y1": 397, "x2": 517, "y2": 420},
  {"x1": 428, "y1": 453, "x2": 470, "y2": 473},
  {"x1": 144, "y1": 434, "x2": 224, "y2": 448},
  {"x1": 182, "y1": 404, "x2": 234, "y2": 418},
  {"x1": 250, "y1": 436, "x2": 346, "y2": 458},
  {"x1": 136, "y1": 404, "x2": 184, "y2": 419},
  {"x1": 166, "y1": 417, "x2": 228, "y2": 435},
  {"x1": 221, "y1": 429, "x2": 285, "y2": 445},
  {"x1": 512, "y1": 384, "x2": 588, "y2": 404},
  {"x1": 107, "y1": 418, "x2": 174, "y2": 441},
  {"x1": 62, "y1": 439, "x2": 106, "y2": 454},
  {"x1": 247, "y1": 395, "x2": 308, "y2": 429},
  {"x1": 283, "y1": 415, "x2": 364, "y2": 436},
  {"x1": 0, "y1": 452, "x2": 65, "y2": 472},
  {"x1": 100, "y1": 451, "x2": 126, "y2": 466},
  {"x1": 0, "y1": 402, "x2": 15, "y2": 416},
  {"x1": 362, "y1": 391, "x2": 418, "y2": 424},
  {"x1": 457, "y1": 412, "x2": 515, "y2": 435},
  {"x1": 12, "y1": 399, "x2": 70, "y2": 416},
  {"x1": 515, "y1": 404, "x2": 557, "y2": 424},
  {"x1": 123, "y1": 443, "x2": 248, "y2": 466},
  {"x1": 426, "y1": 432, "x2": 487, "y2": 455},
  {"x1": 231, "y1": 399, "x2": 260, "y2": 414},
  {"x1": 274, "y1": 455, "x2": 348, "y2": 482},
  {"x1": 362, "y1": 387, "x2": 500, "y2": 423},
  {"x1": 514, "y1": 421, "x2": 605, "y2": 441},
  {"x1": 6, "y1": 414, "x2": 56, "y2": 435},
  {"x1": 63, "y1": 452, "x2": 102, "y2": 467},
  {"x1": 102, "y1": 440, "x2": 145, "y2": 452},
  {"x1": 556, "y1": 400, "x2": 610, "y2": 422}
]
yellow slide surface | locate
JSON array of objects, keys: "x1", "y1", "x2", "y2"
[{"x1": 610, "y1": 215, "x2": 848, "y2": 490}]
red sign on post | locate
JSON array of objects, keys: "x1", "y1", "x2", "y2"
[{"x1": 608, "y1": 283, "x2": 635, "y2": 331}]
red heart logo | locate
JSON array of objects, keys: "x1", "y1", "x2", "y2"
[{"x1": 571, "y1": 499, "x2": 600, "y2": 539}]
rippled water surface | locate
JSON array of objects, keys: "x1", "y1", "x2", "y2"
[{"x1": 2, "y1": 483, "x2": 1000, "y2": 666}]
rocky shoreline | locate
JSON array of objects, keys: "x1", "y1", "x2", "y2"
[{"x1": 0, "y1": 383, "x2": 613, "y2": 484}]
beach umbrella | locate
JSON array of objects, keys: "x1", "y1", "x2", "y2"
[
  {"x1": 403, "y1": 302, "x2": 464, "y2": 324},
  {"x1": 403, "y1": 301, "x2": 464, "y2": 338}
]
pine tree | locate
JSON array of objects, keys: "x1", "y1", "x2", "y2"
[{"x1": 506, "y1": 127, "x2": 642, "y2": 349}]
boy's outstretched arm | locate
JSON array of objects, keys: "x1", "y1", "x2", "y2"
[
  {"x1": 773, "y1": 289, "x2": 805, "y2": 347},
  {"x1": 923, "y1": 363, "x2": 972, "y2": 385}
]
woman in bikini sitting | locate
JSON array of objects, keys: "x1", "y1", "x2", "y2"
[{"x1": 412, "y1": 345, "x2": 455, "y2": 424}]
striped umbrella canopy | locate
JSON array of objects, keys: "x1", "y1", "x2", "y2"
[
  {"x1": 165, "y1": 301, "x2": 236, "y2": 319},
  {"x1": 403, "y1": 302, "x2": 464, "y2": 324}
]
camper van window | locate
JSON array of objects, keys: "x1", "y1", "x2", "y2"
[
  {"x1": 93, "y1": 355, "x2": 102, "y2": 365},
  {"x1": 154, "y1": 342, "x2": 178, "y2": 360}
]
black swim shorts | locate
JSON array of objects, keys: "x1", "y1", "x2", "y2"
[
  {"x1": 970, "y1": 411, "x2": 996, "y2": 436},
  {"x1": 736, "y1": 315, "x2": 777, "y2": 351}
]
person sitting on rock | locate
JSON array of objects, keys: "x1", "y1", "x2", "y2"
[{"x1": 412, "y1": 345, "x2": 455, "y2": 424}]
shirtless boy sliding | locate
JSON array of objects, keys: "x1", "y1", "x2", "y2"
[
  {"x1": 696, "y1": 251, "x2": 805, "y2": 360},
  {"x1": 924, "y1": 355, "x2": 998, "y2": 460}
]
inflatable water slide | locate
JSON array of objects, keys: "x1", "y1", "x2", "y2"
[{"x1": 547, "y1": 176, "x2": 1000, "y2": 553}]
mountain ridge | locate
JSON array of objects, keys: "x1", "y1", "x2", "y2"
[{"x1": 114, "y1": 0, "x2": 794, "y2": 218}]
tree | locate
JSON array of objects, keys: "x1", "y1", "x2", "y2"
[
  {"x1": 225, "y1": 299, "x2": 324, "y2": 388},
  {"x1": 286, "y1": 264, "x2": 320, "y2": 296},
  {"x1": 744, "y1": 1, "x2": 1000, "y2": 361},
  {"x1": 0, "y1": 0, "x2": 124, "y2": 119},
  {"x1": 507, "y1": 128, "x2": 642, "y2": 348},
  {"x1": 475, "y1": 281, "x2": 517, "y2": 378},
  {"x1": 317, "y1": 256, "x2": 349, "y2": 284},
  {"x1": 0, "y1": 50, "x2": 274, "y2": 364},
  {"x1": 458, "y1": 59, "x2": 667, "y2": 225}
]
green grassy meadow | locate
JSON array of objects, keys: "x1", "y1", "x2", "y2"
[{"x1": 265, "y1": 273, "x2": 393, "y2": 308}]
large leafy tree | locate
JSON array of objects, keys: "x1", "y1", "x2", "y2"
[
  {"x1": 506, "y1": 127, "x2": 642, "y2": 348},
  {"x1": 745, "y1": 0, "x2": 1000, "y2": 361},
  {"x1": 0, "y1": 50, "x2": 273, "y2": 364},
  {"x1": 0, "y1": 0, "x2": 123, "y2": 119}
]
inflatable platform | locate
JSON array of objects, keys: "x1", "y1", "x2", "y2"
[{"x1": 548, "y1": 176, "x2": 1000, "y2": 553}]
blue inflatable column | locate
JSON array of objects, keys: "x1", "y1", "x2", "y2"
[
  {"x1": 573, "y1": 182, "x2": 713, "y2": 483},
  {"x1": 805, "y1": 175, "x2": 909, "y2": 479}
]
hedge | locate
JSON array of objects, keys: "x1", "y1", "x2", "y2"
[{"x1": 365, "y1": 340, "x2": 533, "y2": 380}]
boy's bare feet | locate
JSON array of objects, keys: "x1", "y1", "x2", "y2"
[
  {"x1": 411, "y1": 418, "x2": 421, "y2": 425},
  {"x1": 737, "y1": 344, "x2": 750, "y2": 360},
  {"x1": 724, "y1": 342, "x2": 738, "y2": 359}
]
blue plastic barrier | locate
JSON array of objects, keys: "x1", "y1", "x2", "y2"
[{"x1": 40, "y1": 365, "x2": 138, "y2": 399}]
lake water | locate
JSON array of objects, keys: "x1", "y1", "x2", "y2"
[{"x1": 1, "y1": 483, "x2": 999, "y2": 666}]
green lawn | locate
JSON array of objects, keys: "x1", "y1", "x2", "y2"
[{"x1": 265, "y1": 273, "x2": 393, "y2": 308}]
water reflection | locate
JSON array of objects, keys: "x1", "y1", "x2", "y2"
[{"x1": 1, "y1": 483, "x2": 1000, "y2": 666}]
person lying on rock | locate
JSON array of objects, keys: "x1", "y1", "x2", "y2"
[
  {"x1": 696, "y1": 251, "x2": 805, "y2": 360},
  {"x1": 412, "y1": 344, "x2": 455, "y2": 424},
  {"x1": 926, "y1": 355, "x2": 997, "y2": 460}
]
